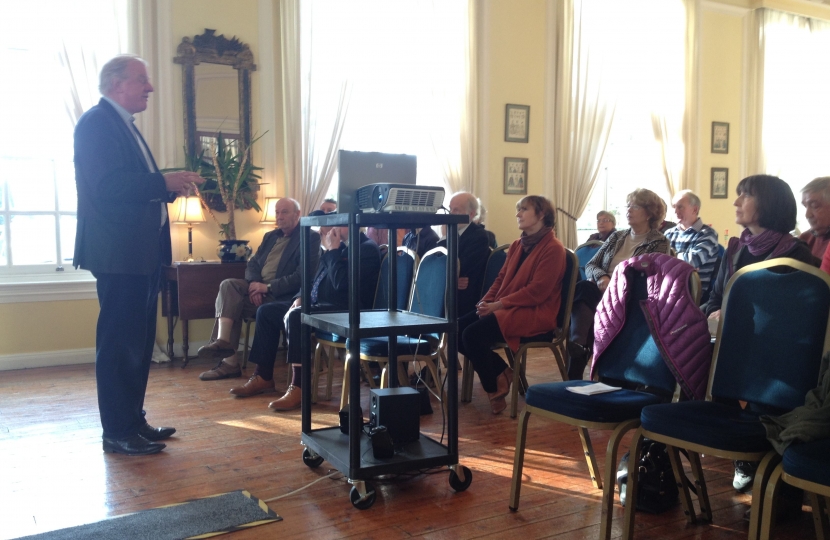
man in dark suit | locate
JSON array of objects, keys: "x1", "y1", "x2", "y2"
[
  {"x1": 197, "y1": 197, "x2": 321, "y2": 388},
  {"x1": 441, "y1": 192, "x2": 491, "y2": 316},
  {"x1": 74, "y1": 55, "x2": 204, "y2": 456},
  {"x1": 261, "y1": 226, "x2": 381, "y2": 411}
]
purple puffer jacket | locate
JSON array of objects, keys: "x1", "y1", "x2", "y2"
[{"x1": 591, "y1": 253, "x2": 713, "y2": 400}]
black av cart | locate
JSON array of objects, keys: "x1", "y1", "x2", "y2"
[{"x1": 298, "y1": 211, "x2": 472, "y2": 509}]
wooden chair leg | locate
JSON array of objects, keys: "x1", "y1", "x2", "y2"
[
  {"x1": 751, "y1": 452, "x2": 784, "y2": 540},
  {"x1": 622, "y1": 428, "x2": 647, "y2": 540},
  {"x1": 576, "y1": 427, "x2": 602, "y2": 490},
  {"x1": 600, "y1": 420, "x2": 639, "y2": 540},
  {"x1": 340, "y1": 354, "x2": 351, "y2": 411},
  {"x1": 242, "y1": 319, "x2": 253, "y2": 369},
  {"x1": 759, "y1": 462, "x2": 785, "y2": 540},
  {"x1": 324, "y1": 346, "x2": 336, "y2": 401},
  {"x1": 311, "y1": 341, "x2": 323, "y2": 404},
  {"x1": 553, "y1": 343, "x2": 568, "y2": 381},
  {"x1": 509, "y1": 353, "x2": 523, "y2": 419},
  {"x1": 509, "y1": 407, "x2": 532, "y2": 511},
  {"x1": 666, "y1": 446, "x2": 698, "y2": 524},
  {"x1": 809, "y1": 492, "x2": 829, "y2": 540}
]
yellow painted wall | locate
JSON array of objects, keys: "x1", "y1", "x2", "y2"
[
  {"x1": 482, "y1": 0, "x2": 549, "y2": 245},
  {"x1": 0, "y1": 300, "x2": 100, "y2": 355}
]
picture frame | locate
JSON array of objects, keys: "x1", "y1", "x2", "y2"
[
  {"x1": 504, "y1": 157, "x2": 528, "y2": 195},
  {"x1": 711, "y1": 121, "x2": 729, "y2": 154},
  {"x1": 711, "y1": 167, "x2": 729, "y2": 199},
  {"x1": 505, "y1": 104, "x2": 530, "y2": 143}
]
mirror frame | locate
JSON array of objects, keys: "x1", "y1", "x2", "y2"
[{"x1": 174, "y1": 28, "x2": 256, "y2": 162}]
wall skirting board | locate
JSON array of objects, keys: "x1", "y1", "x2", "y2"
[{"x1": 0, "y1": 341, "x2": 210, "y2": 371}]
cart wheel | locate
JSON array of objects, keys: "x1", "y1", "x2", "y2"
[
  {"x1": 349, "y1": 484, "x2": 376, "y2": 509},
  {"x1": 449, "y1": 466, "x2": 473, "y2": 492},
  {"x1": 302, "y1": 448, "x2": 324, "y2": 469}
]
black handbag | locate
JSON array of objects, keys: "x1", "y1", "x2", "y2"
[{"x1": 616, "y1": 440, "x2": 679, "y2": 514}]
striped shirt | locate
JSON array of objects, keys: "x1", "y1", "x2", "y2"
[{"x1": 663, "y1": 218, "x2": 720, "y2": 290}]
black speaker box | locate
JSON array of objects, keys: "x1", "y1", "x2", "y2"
[{"x1": 369, "y1": 387, "x2": 420, "y2": 445}]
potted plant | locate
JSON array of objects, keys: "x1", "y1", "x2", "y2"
[{"x1": 185, "y1": 132, "x2": 264, "y2": 262}]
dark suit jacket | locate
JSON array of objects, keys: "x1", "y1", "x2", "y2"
[
  {"x1": 403, "y1": 227, "x2": 440, "y2": 258},
  {"x1": 298, "y1": 232, "x2": 382, "y2": 310},
  {"x1": 246, "y1": 228, "x2": 321, "y2": 301},
  {"x1": 440, "y1": 222, "x2": 491, "y2": 316},
  {"x1": 73, "y1": 99, "x2": 174, "y2": 275}
]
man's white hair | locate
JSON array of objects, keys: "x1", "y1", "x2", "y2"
[{"x1": 99, "y1": 55, "x2": 147, "y2": 96}]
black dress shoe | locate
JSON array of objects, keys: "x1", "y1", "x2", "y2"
[
  {"x1": 138, "y1": 423, "x2": 176, "y2": 441},
  {"x1": 103, "y1": 434, "x2": 165, "y2": 456}
]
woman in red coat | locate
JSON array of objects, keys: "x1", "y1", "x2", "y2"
[{"x1": 458, "y1": 195, "x2": 566, "y2": 414}]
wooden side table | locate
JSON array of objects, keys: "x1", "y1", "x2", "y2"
[{"x1": 161, "y1": 262, "x2": 246, "y2": 366}]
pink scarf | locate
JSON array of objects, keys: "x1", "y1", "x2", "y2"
[{"x1": 727, "y1": 228, "x2": 797, "y2": 274}]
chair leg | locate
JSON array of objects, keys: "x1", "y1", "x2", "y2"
[
  {"x1": 242, "y1": 320, "x2": 252, "y2": 370},
  {"x1": 509, "y1": 407, "x2": 532, "y2": 511},
  {"x1": 750, "y1": 451, "x2": 784, "y2": 540},
  {"x1": 311, "y1": 341, "x2": 323, "y2": 404},
  {"x1": 759, "y1": 462, "x2": 785, "y2": 540},
  {"x1": 324, "y1": 346, "x2": 335, "y2": 401},
  {"x1": 666, "y1": 446, "x2": 698, "y2": 524},
  {"x1": 622, "y1": 428, "x2": 647, "y2": 540},
  {"x1": 461, "y1": 355, "x2": 474, "y2": 402},
  {"x1": 553, "y1": 343, "x2": 568, "y2": 381},
  {"x1": 809, "y1": 492, "x2": 829, "y2": 540},
  {"x1": 600, "y1": 419, "x2": 640, "y2": 540},
  {"x1": 340, "y1": 354, "x2": 351, "y2": 411},
  {"x1": 576, "y1": 427, "x2": 603, "y2": 490},
  {"x1": 509, "y1": 352, "x2": 523, "y2": 419}
]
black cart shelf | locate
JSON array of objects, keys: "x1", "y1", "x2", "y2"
[{"x1": 297, "y1": 211, "x2": 472, "y2": 509}]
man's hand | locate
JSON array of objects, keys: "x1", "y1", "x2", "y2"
[
  {"x1": 163, "y1": 171, "x2": 205, "y2": 197},
  {"x1": 476, "y1": 300, "x2": 503, "y2": 317},
  {"x1": 292, "y1": 297, "x2": 302, "y2": 309},
  {"x1": 321, "y1": 227, "x2": 343, "y2": 251},
  {"x1": 597, "y1": 275, "x2": 611, "y2": 292},
  {"x1": 248, "y1": 282, "x2": 268, "y2": 307},
  {"x1": 458, "y1": 277, "x2": 469, "y2": 290},
  {"x1": 708, "y1": 310, "x2": 721, "y2": 320}
]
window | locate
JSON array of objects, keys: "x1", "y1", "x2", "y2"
[{"x1": 0, "y1": 0, "x2": 126, "y2": 279}]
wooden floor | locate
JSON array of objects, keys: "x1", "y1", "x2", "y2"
[{"x1": 0, "y1": 351, "x2": 817, "y2": 540}]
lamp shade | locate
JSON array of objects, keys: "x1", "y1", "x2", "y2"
[
  {"x1": 172, "y1": 196, "x2": 206, "y2": 225},
  {"x1": 260, "y1": 197, "x2": 280, "y2": 224}
]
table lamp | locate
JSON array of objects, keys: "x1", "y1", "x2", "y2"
[
  {"x1": 173, "y1": 195, "x2": 206, "y2": 261},
  {"x1": 260, "y1": 197, "x2": 280, "y2": 227}
]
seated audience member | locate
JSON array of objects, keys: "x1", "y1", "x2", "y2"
[
  {"x1": 319, "y1": 198, "x2": 337, "y2": 214},
  {"x1": 799, "y1": 177, "x2": 830, "y2": 263},
  {"x1": 402, "y1": 226, "x2": 439, "y2": 258},
  {"x1": 569, "y1": 189, "x2": 669, "y2": 379},
  {"x1": 458, "y1": 196, "x2": 566, "y2": 414},
  {"x1": 243, "y1": 226, "x2": 381, "y2": 411},
  {"x1": 197, "y1": 198, "x2": 321, "y2": 381},
  {"x1": 440, "y1": 192, "x2": 491, "y2": 316},
  {"x1": 587, "y1": 210, "x2": 616, "y2": 242},
  {"x1": 663, "y1": 190, "x2": 719, "y2": 302},
  {"x1": 476, "y1": 200, "x2": 498, "y2": 248},
  {"x1": 703, "y1": 174, "x2": 815, "y2": 319}
]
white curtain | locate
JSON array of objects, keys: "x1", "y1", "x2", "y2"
[
  {"x1": 749, "y1": 8, "x2": 830, "y2": 226},
  {"x1": 280, "y1": 0, "x2": 351, "y2": 213},
  {"x1": 547, "y1": 0, "x2": 617, "y2": 249}
]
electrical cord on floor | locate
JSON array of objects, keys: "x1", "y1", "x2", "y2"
[{"x1": 262, "y1": 470, "x2": 342, "y2": 502}]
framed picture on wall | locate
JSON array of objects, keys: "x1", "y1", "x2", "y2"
[
  {"x1": 711, "y1": 167, "x2": 729, "y2": 199},
  {"x1": 505, "y1": 104, "x2": 530, "y2": 143},
  {"x1": 504, "y1": 157, "x2": 528, "y2": 195},
  {"x1": 711, "y1": 121, "x2": 729, "y2": 154}
]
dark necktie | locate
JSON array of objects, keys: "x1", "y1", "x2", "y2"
[{"x1": 310, "y1": 270, "x2": 326, "y2": 304}]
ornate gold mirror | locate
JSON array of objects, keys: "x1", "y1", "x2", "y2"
[{"x1": 174, "y1": 29, "x2": 257, "y2": 210}]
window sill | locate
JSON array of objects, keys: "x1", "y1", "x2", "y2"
[{"x1": 0, "y1": 271, "x2": 97, "y2": 304}]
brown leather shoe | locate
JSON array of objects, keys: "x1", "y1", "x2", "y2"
[
  {"x1": 229, "y1": 374, "x2": 276, "y2": 397},
  {"x1": 197, "y1": 339, "x2": 236, "y2": 361},
  {"x1": 199, "y1": 360, "x2": 241, "y2": 381},
  {"x1": 268, "y1": 385, "x2": 302, "y2": 411}
]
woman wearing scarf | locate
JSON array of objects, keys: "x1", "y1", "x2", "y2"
[
  {"x1": 458, "y1": 196, "x2": 566, "y2": 414},
  {"x1": 703, "y1": 174, "x2": 815, "y2": 319}
]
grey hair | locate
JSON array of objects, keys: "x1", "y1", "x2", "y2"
[
  {"x1": 673, "y1": 189, "x2": 701, "y2": 211},
  {"x1": 99, "y1": 55, "x2": 147, "y2": 95},
  {"x1": 281, "y1": 197, "x2": 301, "y2": 212},
  {"x1": 596, "y1": 210, "x2": 615, "y2": 226},
  {"x1": 476, "y1": 199, "x2": 487, "y2": 224},
  {"x1": 802, "y1": 177, "x2": 830, "y2": 201},
  {"x1": 453, "y1": 191, "x2": 480, "y2": 220}
]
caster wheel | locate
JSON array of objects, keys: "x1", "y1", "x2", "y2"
[
  {"x1": 349, "y1": 484, "x2": 376, "y2": 509},
  {"x1": 449, "y1": 466, "x2": 472, "y2": 492},
  {"x1": 302, "y1": 448, "x2": 324, "y2": 468}
]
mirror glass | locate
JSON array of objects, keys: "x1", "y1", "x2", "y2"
[{"x1": 194, "y1": 63, "x2": 239, "y2": 152}]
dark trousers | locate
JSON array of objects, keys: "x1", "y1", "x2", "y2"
[
  {"x1": 283, "y1": 303, "x2": 339, "y2": 366},
  {"x1": 458, "y1": 311, "x2": 507, "y2": 393},
  {"x1": 248, "y1": 300, "x2": 293, "y2": 369},
  {"x1": 93, "y1": 267, "x2": 160, "y2": 440}
]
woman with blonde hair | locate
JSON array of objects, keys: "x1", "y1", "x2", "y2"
[{"x1": 568, "y1": 189, "x2": 670, "y2": 379}]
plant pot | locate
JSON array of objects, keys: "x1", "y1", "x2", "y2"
[{"x1": 217, "y1": 239, "x2": 252, "y2": 263}]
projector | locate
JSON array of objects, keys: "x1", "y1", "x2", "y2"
[{"x1": 356, "y1": 184, "x2": 445, "y2": 213}]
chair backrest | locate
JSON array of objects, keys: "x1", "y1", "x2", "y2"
[
  {"x1": 575, "y1": 241, "x2": 603, "y2": 281},
  {"x1": 710, "y1": 258, "x2": 830, "y2": 410},
  {"x1": 597, "y1": 268, "x2": 678, "y2": 396},
  {"x1": 374, "y1": 247, "x2": 418, "y2": 310},
  {"x1": 556, "y1": 249, "x2": 579, "y2": 334},
  {"x1": 481, "y1": 244, "x2": 509, "y2": 297},
  {"x1": 409, "y1": 247, "x2": 448, "y2": 318}
]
